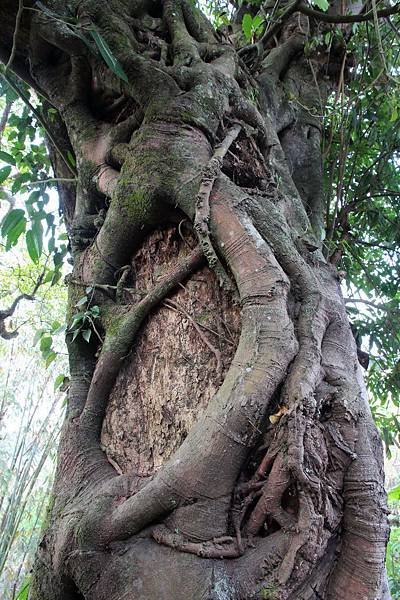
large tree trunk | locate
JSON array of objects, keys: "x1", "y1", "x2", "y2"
[{"x1": 0, "y1": 0, "x2": 390, "y2": 598}]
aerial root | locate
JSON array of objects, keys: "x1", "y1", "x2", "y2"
[
  {"x1": 194, "y1": 123, "x2": 241, "y2": 286},
  {"x1": 152, "y1": 525, "x2": 243, "y2": 558},
  {"x1": 246, "y1": 454, "x2": 295, "y2": 536}
]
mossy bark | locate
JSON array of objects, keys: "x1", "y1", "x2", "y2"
[{"x1": 0, "y1": 0, "x2": 390, "y2": 598}]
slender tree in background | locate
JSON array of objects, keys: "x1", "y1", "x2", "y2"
[{"x1": 0, "y1": 0, "x2": 399, "y2": 598}]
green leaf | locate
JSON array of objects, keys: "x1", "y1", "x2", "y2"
[
  {"x1": 15, "y1": 578, "x2": 30, "y2": 600},
  {"x1": 33, "y1": 329, "x2": 44, "y2": 346},
  {"x1": 26, "y1": 229, "x2": 41, "y2": 263},
  {"x1": 6, "y1": 215, "x2": 26, "y2": 248},
  {"x1": 48, "y1": 235, "x2": 55, "y2": 253},
  {"x1": 32, "y1": 220, "x2": 43, "y2": 258},
  {"x1": 88, "y1": 29, "x2": 129, "y2": 83},
  {"x1": 75, "y1": 295, "x2": 88, "y2": 307},
  {"x1": 82, "y1": 329, "x2": 92, "y2": 343},
  {"x1": 89, "y1": 305, "x2": 100, "y2": 317},
  {"x1": 53, "y1": 323, "x2": 66, "y2": 335},
  {"x1": 12, "y1": 172, "x2": 31, "y2": 193},
  {"x1": 51, "y1": 270, "x2": 62, "y2": 286},
  {"x1": 71, "y1": 329, "x2": 81, "y2": 341},
  {"x1": 43, "y1": 269, "x2": 55, "y2": 284},
  {"x1": 45, "y1": 350, "x2": 57, "y2": 368},
  {"x1": 0, "y1": 165, "x2": 12, "y2": 184},
  {"x1": 0, "y1": 150, "x2": 16, "y2": 166},
  {"x1": 388, "y1": 483, "x2": 400, "y2": 502},
  {"x1": 66, "y1": 150, "x2": 76, "y2": 167},
  {"x1": 54, "y1": 373, "x2": 66, "y2": 390},
  {"x1": 312, "y1": 0, "x2": 329, "y2": 11},
  {"x1": 1, "y1": 209, "x2": 25, "y2": 237},
  {"x1": 242, "y1": 13, "x2": 253, "y2": 41},
  {"x1": 69, "y1": 312, "x2": 85, "y2": 330},
  {"x1": 252, "y1": 14, "x2": 264, "y2": 34},
  {"x1": 40, "y1": 335, "x2": 52, "y2": 352}
]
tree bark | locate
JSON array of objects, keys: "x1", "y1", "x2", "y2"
[{"x1": 0, "y1": 0, "x2": 390, "y2": 598}]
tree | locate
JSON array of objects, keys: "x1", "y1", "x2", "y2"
[{"x1": 0, "y1": 0, "x2": 399, "y2": 597}]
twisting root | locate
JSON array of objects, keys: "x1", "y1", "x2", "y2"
[
  {"x1": 152, "y1": 525, "x2": 243, "y2": 558},
  {"x1": 246, "y1": 453, "x2": 295, "y2": 536},
  {"x1": 194, "y1": 123, "x2": 241, "y2": 285}
]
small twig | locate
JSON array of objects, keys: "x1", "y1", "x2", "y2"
[
  {"x1": 238, "y1": 0, "x2": 301, "y2": 67},
  {"x1": 87, "y1": 315, "x2": 104, "y2": 343},
  {"x1": 163, "y1": 299, "x2": 223, "y2": 376},
  {"x1": 177, "y1": 219, "x2": 195, "y2": 249},
  {"x1": 349, "y1": 236, "x2": 397, "y2": 253},
  {"x1": 5, "y1": 0, "x2": 24, "y2": 72},
  {"x1": 0, "y1": 71, "x2": 77, "y2": 177},
  {"x1": 194, "y1": 320, "x2": 235, "y2": 346},
  {"x1": 344, "y1": 298, "x2": 395, "y2": 312},
  {"x1": 0, "y1": 271, "x2": 45, "y2": 339},
  {"x1": 0, "y1": 101, "x2": 13, "y2": 141},
  {"x1": 260, "y1": 0, "x2": 301, "y2": 48},
  {"x1": 115, "y1": 265, "x2": 131, "y2": 303},
  {"x1": 71, "y1": 279, "x2": 116, "y2": 292},
  {"x1": 27, "y1": 178, "x2": 77, "y2": 186}
]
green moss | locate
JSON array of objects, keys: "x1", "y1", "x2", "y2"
[
  {"x1": 40, "y1": 493, "x2": 55, "y2": 533},
  {"x1": 120, "y1": 187, "x2": 153, "y2": 220},
  {"x1": 102, "y1": 311, "x2": 125, "y2": 342},
  {"x1": 66, "y1": 284, "x2": 84, "y2": 322},
  {"x1": 259, "y1": 583, "x2": 279, "y2": 599}
]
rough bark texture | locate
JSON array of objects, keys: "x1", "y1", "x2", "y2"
[
  {"x1": 0, "y1": 0, "x2": 390, "y2": 598},
  {"x1": 102, "y1": 227, "x2": 241, "y2": 475}
]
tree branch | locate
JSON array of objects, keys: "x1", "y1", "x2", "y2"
[
  {"x1": 238, "y1": 0, "x2": 302, "y2": 67},
  {"x1": 0, "y1": 70, "x2": 77, "y2": 176},
  {"x1": 0, "y1": 271, "x2": 44, "y2": 339},
  {"x1": 298, "y1": 1, "x2": 400, "y2": 23},
  {"x1": 344, "y1": 297, "x2": 396, "y2": 312}
]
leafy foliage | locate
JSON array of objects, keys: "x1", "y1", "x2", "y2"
[
  {"x1": 387, "y1": 487, "x2": 400, "y2": 599},
  {"x1": 0, "y1": 75, "x2": 69, "y2": 286},
  {"x1": 0, "y1": 254, "x2": 67, "y2": 599},
  {"x1": 68, "y1": 291, "x2": 101, "y2": 343},
  {"x1": 242, "y1": 13, "x2": 264, "y2": 42},
  {"x1": 322, "y1": 18, "x2": 400, "y2": 451}
]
